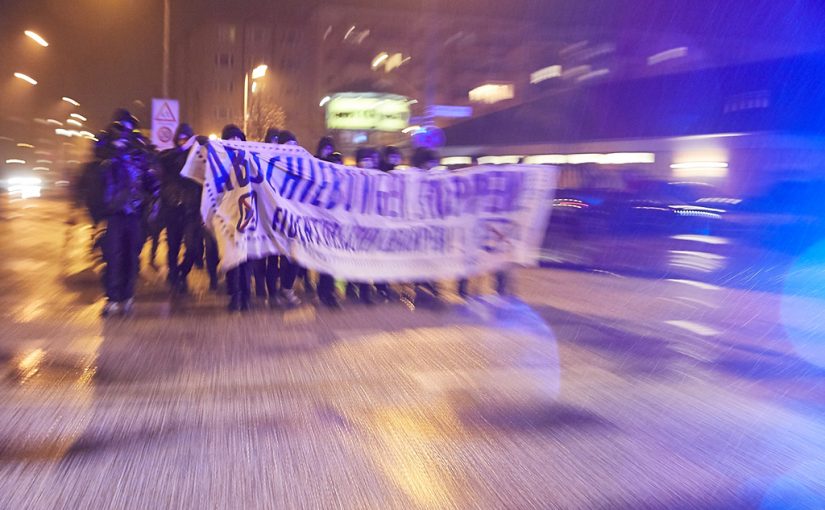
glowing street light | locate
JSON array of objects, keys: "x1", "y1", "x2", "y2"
[
  {"x1": 24, "y1": 30, "x2": 49, "y2": 47},
  {"x1": 70, "y1": 113, "x2": 87, "y2": 122},
  {"x1": 66, "y1": 118, "x2": 82, "y2": 127},
  {"x1": 243, "y1": 64, "x2": 268, "y2": 133},
  {"x1": 62, "y1": 97, "x2": 79, "y2": 107},
  {"x1": 5, "y1": 159, "x2": 26, "y2": 164},
  {"x1": 14, "y1": 72, "x2": 37, "y2": 85},
  {"x1": 251, "y1": 64, "x2": 268, "y2": 80}
]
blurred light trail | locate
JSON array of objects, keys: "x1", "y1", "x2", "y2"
[
  {"x1": 70, "y1": 113, "x2": 87, "y2": 121},
  {"x1": 24, "y1": 30, "x2": 49, "y2": 47},
  {"x1": 61, "y1": 97, "x2": 79, "y2": 106},
  {"x1": 14, "y1": 72, "x2": 37, "y2": 85}
]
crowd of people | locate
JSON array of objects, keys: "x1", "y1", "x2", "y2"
[{"x1": 80, "y1": 109, "x2": 505, "y2": 318}]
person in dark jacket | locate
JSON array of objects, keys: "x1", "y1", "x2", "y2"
[
  {"x1": 158, "y1": 123, "x2": 210, "y2": 293},
  {"x1": 99, "y1": 121, "x2": 160, "y2": 317}
]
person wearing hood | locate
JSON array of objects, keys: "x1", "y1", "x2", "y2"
[
  {"x1": 98, "y1": 121, "x2": 160, "y2": 317},
  {"x1": 159, "y1": 123, "x2": 213, "y2": 293}
]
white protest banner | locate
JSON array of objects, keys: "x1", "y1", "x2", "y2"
[{"x1": 181, "y1": 140, "x2": 557, "y2": 281}]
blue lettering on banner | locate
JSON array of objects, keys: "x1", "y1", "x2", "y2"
[
  {"x1": 279, "y1": 156, "x2": 302, "y2": 199},
  {"x1": 270, "y1": 207, "x2": 449, "y2": 254},
  {"x1": 310, "y1": 161, "x2": 329, "y2": 207},
  {"x1": 325, "y1": 165, "x2": 343, "y2": 210},
  {"x1": 206, "y1": 144, "x2": 234, "y2": 194},
  {"x1": 298, "y1": 157, "x2": 316, "y2": 203},
  {"x1": 225, "y1": 148, "x2": 250, "y2": 187},
  {"x1": 248, "y1": 152, "x2": 264, "y2": 184}
]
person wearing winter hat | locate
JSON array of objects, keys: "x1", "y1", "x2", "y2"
[
  {"x1": 264, "y1": 127, "x2": 280, "y2": 144},
  {"x1": 159, "y1": 122, "x2": 216, "y2": 294},
  {"x1": 98, "y1": 121, "x2": 160, "y2": 317},
  {"x1": 272, "y1": 129, "x2": 304, "y2": 306},
  {"x1": 249, "y1": 128, "x2": 281, "y2": 299},
  {"x1": 221, "y1": 125, "x2": 253, "y2": 311},
  {"x1": 380, "y1": 146, "x2": 403, "y2": 172},
  {"x1": 315, "y1": 136, "x2": 341, "y2": 309}
]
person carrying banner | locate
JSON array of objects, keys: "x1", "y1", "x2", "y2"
[
  {"x1": 380, "y1": 146, "x2": 403, "y2": 172},
  {"x1": 372, "y1": 146, "x2": 405, "y2": 302},
  {"x1": 345, "y1": 147, "x2": 383, "y2": 305},
  {"x1": 252, "y1": 128, "x2": 301, "y2": 308},
  {"x1": 158, "y1": 123, "x2": 205, "y2": 294},
  {"x1": 315, "y1": 136, "x2": 342, "y2": 309},
  {"x1": 271, "y1": 130, "x2": 303, "y2": 307},
  {"x1": 251, "y1": 127, "x2": 281, "y2": 300},
  {"x1": 98, "y1": 121, "x2": 160, "y2": 317},
  {"x1": 221, "y1": 124, "x2": 254, "y2": 311}
]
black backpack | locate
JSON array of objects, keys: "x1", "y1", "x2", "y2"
[{"x1": 80, "y1": 160, "x2": 106, "y2": 223}]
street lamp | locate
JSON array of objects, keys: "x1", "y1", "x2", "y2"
[
  {"x1": 14, "y1": 72, "x2": 37, "y2": 85},
  {"x1": 24, "y1": 30, "x2": 49, "y2": 47},
  {"x1": 243, "y1": 64, "x2": 267, "y2": 134}
]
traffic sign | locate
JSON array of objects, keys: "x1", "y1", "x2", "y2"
[{"x1": 151, "y1": 98, "x2": 179, "y2": 150}]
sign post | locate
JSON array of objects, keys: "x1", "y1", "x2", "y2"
[{"x1": 151, "y1": 98, "x2": 179, "y2": 150}]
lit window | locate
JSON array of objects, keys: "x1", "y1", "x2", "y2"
[
  {"x1": 468, "y1": 83, "x2": 514, "y2": 104},
  {"x1": 218, "y1": 25, "x2": 237, "y2": 44}
]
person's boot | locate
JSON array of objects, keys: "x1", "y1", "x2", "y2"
[
  {"x1": 281, "y1": 288, "x2": 301, "y2": 307},
  {"x1": 240, "y1": 294, "x2": 251, "y2": 312},
  {"x1": 319, "y1": 292, "x2": 341, "y2": 309},
  {"x1": 228, "y1": 293, "x2": 242, "y2": 312},
  {"x1": 360, "y1": 286, "x2": 374, "y2": 306},
  {"x1": 101, "y1": 300, "x2": 120, "y2": 318},
  {"x1": 121, "y1": 298, "x2": 135, "y2": 315},
  {"x1": 209, "y1": 275, "x2": 219, "y2": 292},
  {"x1": 345, "y1": 283, "x2": 359, "y2": 302}
]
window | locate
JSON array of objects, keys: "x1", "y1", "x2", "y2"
[
  {"x1": 214, "y1": 106, "x2": 231, "y2": 120},
  {"x1": 215, "y1": 53, "x2": 234, "y2": 68},
  {"x1": 218, "y1": 25, "x2": 236, "y2": 44},
  {"x1": 213, "y1": 81, "x2": 235, "y2": 93}
]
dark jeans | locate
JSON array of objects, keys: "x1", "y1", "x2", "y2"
[
  {"x1": 194, "y1": 226, "x2": 219, "y2": 284},
  {"x1": 165, "y1": 206, "x2": 200, "y2": 282},
  {"x1": 252, "y1": 258, "x2": 268, "y2": 297},
  {"x1": 249, "y1": 255, "x2": 298, "y2": 299},
  {"x1": 458, "y1": 271, "x2": 508, "y2": 296},
  {"x1": 318, "y1": 273, "x2": 336, "y2": 299},
  {"x1": 226, "y1": 262, "x2": 251, "y2": 300},
  {"x1": 103, "y1": 213, "x2": 143, "y2": 302},
  {"x1": 269, "y1": 256, "x2": 297, "y2": 293}
]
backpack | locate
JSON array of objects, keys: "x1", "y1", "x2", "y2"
[{"x1": 80, "y1": 160, "x2": 106, "y2": 223}]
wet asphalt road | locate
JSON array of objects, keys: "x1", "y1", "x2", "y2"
[{"x1": 0, "y1": 196, "x2": 824, "y2": 509}]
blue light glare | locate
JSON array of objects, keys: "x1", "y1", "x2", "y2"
[{"x1": 781, "y1": 239, "x2": 825, "y2": 369}]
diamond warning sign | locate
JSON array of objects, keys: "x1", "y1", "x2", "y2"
[
  {"x1": 151, "y1": 98, "x2": 179, "y2": 150},
  {"x1": 154, "y1": 101, "x2": 177, "y2": 122}
]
